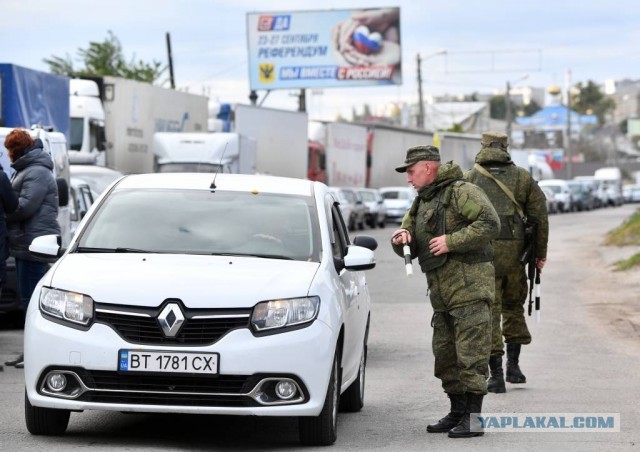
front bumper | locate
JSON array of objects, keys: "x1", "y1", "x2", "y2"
[{"x1": 25, "y1": 310, "x2": 335, "y2": 416}]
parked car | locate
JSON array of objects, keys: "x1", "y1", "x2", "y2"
[
  {"x1": 567, "y1": 180, "x2": 595, "y2": 211},
  {"x1": 574, "y1": 177, "x2": 605, "y2": 209},
  {"x1": 327, "y1": 187, "x2": 354, "y2": 231},
  {"x1": 69, "y1": 165, "x2": 124, "y2": 197},
  {"x1": 623, "y1": 184, "x2": 640, "y2": 203},
  {"x1": 540, "y1": 186, "x2": 558, "y2": 214},
  {"x1": 69, "y1": 177, "x2": 96, "y2": 236},
  {"x1": 24, "y1": 173, "x2": 377, "y2": 446},
  {"x1": 358, "y1": 188, "x2": 387, "y2": 228},
  {"x1": 379, "y1": 186, "x2": 417, "y2": 223},
  {"x1": 328, "y1": 187, "x2": 367, "y2": 231},
  {"x1": 539, "y1": 179, "x2": 573, "y2": 213}
]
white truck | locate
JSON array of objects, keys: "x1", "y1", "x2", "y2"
[
  {"x1": 594, "y1": 166, "x2": 623, "y2": 206},
  {"x1": 153, "y1": 132, "x2": 256, "y2": 174},
  {"x1": 234, "y1": 105, "x2": 308, "y2": 179},
  {"x1": 69, "y1": 77, "x2": 208, "y2": 174}
]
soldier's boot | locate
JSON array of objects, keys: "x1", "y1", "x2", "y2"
[
  {"x1": 506, "y1": 343, "x2": 527, "y2": 383},
  {"x1": 487, "y1": 355, "x2": 506, "y2": 393},
  {"x1": 426, "y1": 393, "x2": 467, "y2": 433},
  {"x1": 448, "y1": 393, "x2": 484, "y2": 438}
]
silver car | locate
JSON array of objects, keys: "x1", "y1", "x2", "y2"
[{"x1": 358, "y1": 188, "x2": 387, "y2": 228}]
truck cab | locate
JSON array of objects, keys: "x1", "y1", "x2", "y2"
[{"x1": 69, "y1": 79, "x2": 106, "y2": 166}]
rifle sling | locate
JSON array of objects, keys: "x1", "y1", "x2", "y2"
[{"x1": 474, "y1": 163, "x2": 525, "y2": 220}]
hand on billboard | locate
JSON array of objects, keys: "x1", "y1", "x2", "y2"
[{"x1": 332, "y1": 8, "x2": 400, "y2": 67}]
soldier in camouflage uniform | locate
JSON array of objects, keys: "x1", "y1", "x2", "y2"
[
  {"x1": 464, "y1": 131, "x2": 549, "y2": 393},
  {"x1": 390, "y1": 145, "x2": 500, "y2": 438}
]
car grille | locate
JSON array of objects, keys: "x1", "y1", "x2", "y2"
[
  {"x1": 76, "y1": 370, "x2": 258, "y2": 407},
  {"x1": 94, "y1": 303, "x2": 251, "y2": 346}
]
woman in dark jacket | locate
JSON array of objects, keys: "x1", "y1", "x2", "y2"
[
  {"x1": 3, "y1": 129, "x2": 60, "y2": 368},
  {"x1": 0, "y1": 163, "x2": 18, "y2": 296}
]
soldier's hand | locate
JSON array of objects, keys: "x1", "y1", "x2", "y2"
[
  {"x1": 536, "y1": 257, "x2": 547, "y2": 272},
  {"x1": 429, "y1": 235, "x2": 449, "y2": 256},
  {"x1": 391, "y1": 229, "x2": 411, "y2": 245}
]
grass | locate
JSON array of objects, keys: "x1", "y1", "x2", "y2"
[{"x1": 605, "y1": 208, "x2": 640, "y2": 270}]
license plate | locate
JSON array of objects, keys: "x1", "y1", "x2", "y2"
[{"x1": 118, "y1": 350, "x2": 219, "y2": 374}]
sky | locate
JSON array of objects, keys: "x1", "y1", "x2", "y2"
[{"x1": 2, "y1": 0, "x2": 639, "y2": 121}]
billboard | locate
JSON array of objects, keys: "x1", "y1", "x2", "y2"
[{"x1": 246, "y1": 8, "x2": 401, "y2": 90}]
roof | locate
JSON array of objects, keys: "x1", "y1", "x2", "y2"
[
  {"x1": 516, "y1": 104, "x2": 598, "y2": 127},
  {"x1": 113, "y1": 172, "x2": 317, "y2": 197}
]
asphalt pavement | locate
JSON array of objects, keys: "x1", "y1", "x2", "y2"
[{"x1": 1, "y1": 204, "x2": 639, "y2": 451}]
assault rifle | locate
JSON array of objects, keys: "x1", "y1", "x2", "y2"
[{"x1": 520, "y1": 221, "x2": 540, "y2": 319}]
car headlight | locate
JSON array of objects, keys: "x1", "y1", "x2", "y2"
[
  {"x1": 40, "y1": 287, "x2": 94, "y2": 326},
  {"x1": 251, "y1": 296, "x2": 320, "y2": 332}
]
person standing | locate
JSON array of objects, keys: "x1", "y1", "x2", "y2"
[
  {"x1": 0, "y1": 163, "x2": 18, "y2": 296},
  {"x1": 390, "y1": 145, "x2": 500, "y2": 438},
  {"x1": 3, "y1": 129, "x2": 60, "y2": 369},
  {"x1": 464, "y1": 131, "x2": 549, "y2": 393}
]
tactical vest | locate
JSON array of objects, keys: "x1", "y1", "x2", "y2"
[
  {"x1": 467, "y1": 162, "x2": 526, "y2": 276},
  {"x1": 408, "y1": 180, "x2": 493, "y2": 274}
]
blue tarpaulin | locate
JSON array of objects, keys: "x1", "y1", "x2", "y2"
[{"x1": 0, "y1": 63, "x2": 70, "y2": 140}]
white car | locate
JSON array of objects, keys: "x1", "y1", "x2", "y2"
[
  {"x1": 358, "y1": 188, "x2": 387, "y2": 228},
  {"x1": 24, "y1": 173, "x2": 377, "y2": 446},
  {"x1": 539, "y1": 179, "x2": 573, "y2": 213},
  {"x1": 379, "y1": 186, "x2": 417, "y2": 223}
]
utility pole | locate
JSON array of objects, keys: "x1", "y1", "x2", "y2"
[
  {"x1": 416, "y1": 53, "x2": 424, "y2": 128},
  {"x1": 566, "y1": 69, "x2": 573, "y2": 179},
  {"x1": 298, "y1": 89, "x2": 306, "y2": 113},
  {"x1": 505, "y1": 80, "x2": 512, "y2": 144},
  {"x1": 165, "y1": 32, "x2": 175, "y2": 89},
  {"x1": 415, "y1": 50, "x2": 446, "y2": 129}
]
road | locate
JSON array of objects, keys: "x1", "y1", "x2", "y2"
[{"x1": 1, "y1": 204, "x2": 639, "y2": 450}]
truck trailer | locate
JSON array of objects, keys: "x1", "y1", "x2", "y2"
[{"x1": 69, "y1": 76, "x2": 209, "y2": 173}]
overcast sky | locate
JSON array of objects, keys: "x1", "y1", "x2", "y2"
[{"x1": 2, "y1": 0, "x2": 639, "y2": 120}]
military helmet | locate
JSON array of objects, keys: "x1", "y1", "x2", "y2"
[{"x1": 481, "y1": 131, "x2": 509, "y2": 149}]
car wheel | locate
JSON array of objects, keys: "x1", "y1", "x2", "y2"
[
  {"x1": 25, "y1": 391, "x2": 70, "y2": 436},
  {"x1": 340, "y1": 319, "x2": 368, "y2": 412},
  {"x1": 299, "y1": 352, "x2": 339, "y2": 446}
]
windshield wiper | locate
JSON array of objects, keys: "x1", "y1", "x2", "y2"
[
  {"x1": 211, "y1": 252, "x2": 294, "y2": 260},
  {"x1": 74, "y1": 246, "x2": 153, "y2": 253}
]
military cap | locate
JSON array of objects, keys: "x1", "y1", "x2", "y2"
[
  {"x1": 481, "y1": 131, "x2": 509, "y2": 149},
  {"x1": 395, "y1": 145, "x2": 440, "y2": 173}
]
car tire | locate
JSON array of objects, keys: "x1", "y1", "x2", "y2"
[
  {"x1": 340, "y1": 319, "x2": 368, "y2": 412},
  {"x1": 299, "y1": 351, "x2": 339, "y2": 446},
  {"x1": 25, "y1": 391, "x2": 70, "y2": 436}
]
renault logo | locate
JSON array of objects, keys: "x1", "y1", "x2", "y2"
[{"x1": 158, "y1": 303, "x2": 185, "y2": 337}]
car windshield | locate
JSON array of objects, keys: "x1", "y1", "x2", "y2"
[
  {"x1": 542, "y1": 185, "x2": 561, "y2": 194},
  {"x1": 76, "y1": 188, "x2": 321, "y2": 262},
  {"x1": 382, "y1": 191, "x2": 410, "y2": 200},
  {"x1": 359, "y1": 191, "x2": 377, "y2": 202}
]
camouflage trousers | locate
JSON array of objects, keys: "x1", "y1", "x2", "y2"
[
  {"x1": 491, "y1": 271, "x2": 532, "y2": 356},
  {"x1": 432, "y1": 301, "x2": 491, "y2": 395}
]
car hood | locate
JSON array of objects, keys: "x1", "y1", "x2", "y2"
[
  {"x1": 384, "y1": 199, "x2": 412, "y2": 208},
  {"x1": 49, "y1": 254, "x2": 320, "y2": 308}
]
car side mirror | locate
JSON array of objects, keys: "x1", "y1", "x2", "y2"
[
  {"x1": 344, "y1": 245, "x2": 376, "y2": 271},
  {"x1": 29, "y1": 234, "x2": 66, "y2": 259},
  {"x1": 353, "y1": 235, "x2": 378, "y2": 251},
  {"x1": 56, "y1": 178, "x2": 70, "y2": 207}
]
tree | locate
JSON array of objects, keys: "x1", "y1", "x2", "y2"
[
  {"x1": 44, "y1": 31, "x2": 165, "y2": 84},
  {"x1": 489, "y1": 95, "x2": 515, "y2": 120},
  {"x1": 570, "y1": 80, "x2": 616, "y2": 126},
  {"x1": 523, "y1": 99, "x2": 542, "y2": 117}
]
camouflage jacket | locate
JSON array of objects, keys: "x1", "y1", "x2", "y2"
[
  {"x1": 464, "y1": 147, "x2": 549, "y2": 276},
  {"x1": 393, "y1": 161, "x2": 500, "y2": 311}
]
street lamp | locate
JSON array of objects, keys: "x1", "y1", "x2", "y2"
[
  {"x1": 505, "y1": 74, "x2": 528, "y2": 147},
  {"x1": 416, "y1": 50, "x2": 447, "y2": 128}
]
